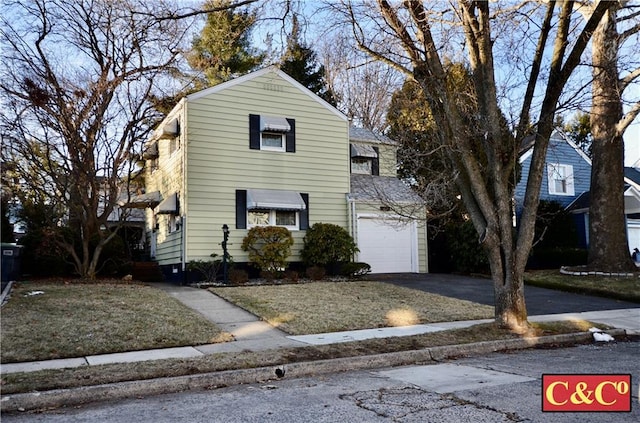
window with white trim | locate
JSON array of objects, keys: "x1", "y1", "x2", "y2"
[
  {"x1": 260, "y1": 132, "x2": 285, "y2": 151},
  {"x1": 547, "y1": 163, "x2": 575, "y2": 195},
  {"x1": 248, "y1": 209, "x2": 298, "y2": 230},
  {"x1": 249, "y1": 114, "x2": 296, "y2": 152}
]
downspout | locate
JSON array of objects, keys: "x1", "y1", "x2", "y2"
[
  {"x1": 347, "y1": 194, "x2": 358, "y2": 262},
  {"x1": 181, "y1": 100, "x2": 188, "y2": 285}
]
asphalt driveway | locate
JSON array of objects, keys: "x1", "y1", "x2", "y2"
[{"x1": 369, "y1": 273, "x2": 639, "y2": 315}]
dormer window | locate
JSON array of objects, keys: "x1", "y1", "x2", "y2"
[
  {"x1": 351, "y1": 158, "x2": 372, "y2": 174},
  {"x1": 350, "y1": 143, "x2": 379, "y2": 175}
]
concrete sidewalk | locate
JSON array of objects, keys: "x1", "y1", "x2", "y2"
[{"x1": 1, "y1": 283, "x2": 637, "y2": 375}]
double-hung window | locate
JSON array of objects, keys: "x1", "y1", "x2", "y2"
[
  {"x1": 260, "y1": 132, "x2": 285, "y2": 151},
  {"x1": 547, "y1": 163, "x2": 575, "y2": 196},
  {"x1": 350, "y1": 143, "x2": 379, "y2": 175},
  {"x1": 249, "y1": 114, "x2": 296, "y2": 152}
]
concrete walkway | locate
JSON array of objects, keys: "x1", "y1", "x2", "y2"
[{"x1": 1, "y1": 282, "x2": 638, "y2": 375}]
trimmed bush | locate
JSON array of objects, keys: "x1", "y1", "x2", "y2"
[
  {"x1": 187, "y1": 253, "x2": 225, "y2": 282},
  {"x1": 301, "y1": 223, "x2": 358, "y2": 267},
  {"x1": 241, "y1": 226, "x2": 294, "y2": 275}
]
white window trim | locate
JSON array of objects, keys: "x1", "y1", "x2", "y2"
[
  {"x1": 547, "y1": 163, "x2": 575, "y2": 196},
  {"x1": 260, "y1": 132, "x2": 286, "y2": 152},
  {"x1": 248, "y1": 209, "x2": 299, "y2": 230}
]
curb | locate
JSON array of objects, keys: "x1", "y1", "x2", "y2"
[{"x1": 1, "y1": 329, "x2": 626, "y2": 413}]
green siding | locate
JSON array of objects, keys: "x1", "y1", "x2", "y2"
[{"x1": 183, "y1": 71, "x2": 349, "y2": 263}]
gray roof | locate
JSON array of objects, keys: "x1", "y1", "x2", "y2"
[
  {"x1": 349, "y1": 127, "x2": 397, "y2": 145},
  {"x1": 350, "y1": 174, "x2": 422, "y2": 204}
]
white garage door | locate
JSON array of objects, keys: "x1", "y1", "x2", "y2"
[{"x1": 357, "y1": 216, "x2": 417, "y2": 273}]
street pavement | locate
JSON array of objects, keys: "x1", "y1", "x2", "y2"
[
  {"x1": 1, "y1": 273, "x2": 638, "y2": 414},
  {"x1": 2, "y1": 339, "x2": 638, "y2": 422}
]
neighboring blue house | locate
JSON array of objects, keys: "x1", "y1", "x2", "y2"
[{"x1": 515, "y1": 132, "x2": 640, "y2": 252}]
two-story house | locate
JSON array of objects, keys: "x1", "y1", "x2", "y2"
[
  {"x1": 131, "y1": 67, "x2": 427, "y2": 281},
  {"x1": 515, "y1": 132, "x2": 640, "y2": 253}
]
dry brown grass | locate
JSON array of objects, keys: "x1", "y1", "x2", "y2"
[
  {"x1": 1, "y1": 320, "x2": 609, "y2": 395},
  {"x1": 210, "y1": 281, "x2": 494, "y2": 335},
  {"x1": 1, "y1": 281, "x2": 232, "y2": 363}
]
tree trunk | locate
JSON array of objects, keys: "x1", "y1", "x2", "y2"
[{"x1": 588, "y1": 5, "x2": 636, "y2": 272}]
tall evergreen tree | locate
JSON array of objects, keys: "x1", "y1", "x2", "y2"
[
  {"x1": 280, "y1": 15, "x2": 337, "y2": 106},
  {"x1": 188, "y1": 0, "x2": 264, "y2": 87}
]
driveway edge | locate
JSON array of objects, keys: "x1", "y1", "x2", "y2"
[{"x1": 1, "y1": 329, "x2": 626, "y2": 413}]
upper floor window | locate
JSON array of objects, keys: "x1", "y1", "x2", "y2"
[
  {"x1": 249, "y1": 114, "x2": 296, "y2": 152},
  {"x1": 351, "y1": 158, "x2": 372, "y2": 174},
  {"x1": 261, "y1": 132, "x2": 285, "y2": 151},
  {"x1": 350, "y1": 143, "x2": 379, "y2": 175},
  {"x1": 547, "y1": 163, "x2": 575, "y2": 196}
]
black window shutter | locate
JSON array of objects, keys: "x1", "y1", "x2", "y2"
[
  {"x1": 249, "y1": 114, "x2": 261, "y2": 150},
  {"x1": 285, "y1": 118, "x2": 296, "y2": 153},
  {"x1": 235, "y1": 190, "x2": 247, "y2": 229},
  {"x1": 300, "y1": 193, "x2": 309, "y2": 230},
  {"x1": 372, "y1": 146, "x2": 379, "y2": 176}
]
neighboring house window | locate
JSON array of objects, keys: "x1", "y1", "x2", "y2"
[
  {"x1": 547, "y1": 163, "x2": 575, "y2": 196},
  {"x1": 236, "y1": 189, "x2": 309, "y2": 230},
  {"x1": 249, "y1": 114, "x2": 296, "y2": 152}
]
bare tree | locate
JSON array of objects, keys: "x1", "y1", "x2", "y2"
[
  {"x1": 586, "y1": 2, "x2": 640, "y2": 272},
  {"x1": 321, "y1": 35, "x2": 403, "y2": 132},
  {"x1": 336, "y1": 0, "x2": 608, "y2": 331},
  {"x1": 0, "y1": 0, "x2": 255, "y2": 279}
]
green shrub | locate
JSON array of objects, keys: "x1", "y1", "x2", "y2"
[
  {"x1": 340, "y1": 262, "x2": 371, "y2": 278},
  {"x1": 444, "y1": 219, "x2": 489, "y2": 274},
  {"x1": 241, "y1": 226, "x2": 294, "y2": 275},
  {"x1": 301, "y1": 223, "x2": 358, "y2": 267},
  {"x1": 187, "y1": 253, "x2": 226, "y2": 282}
]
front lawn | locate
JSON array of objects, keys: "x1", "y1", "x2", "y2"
[
  {"x1": 1, "y1": 281, "x2": 232, "y2": 363},
  {"x1": 524, "y1": 270, "x2": 640, "y2": 303},
  {"x1": 210, "y1": 280, "x2": 494, "y2": 335}
]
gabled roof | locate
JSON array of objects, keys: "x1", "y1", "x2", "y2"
[
  {"x1": 625, "y1": 166, "x2": 640, "y2": 187},
  {"x1": 519, "y1": 131, "x2": 591, "y2": 165},
  {"x1": 186, "y1": 66, "x2": 347, "y2": 121},
  {"x1": 349, "y1": 126, "x2": 397, "y2": 145}
]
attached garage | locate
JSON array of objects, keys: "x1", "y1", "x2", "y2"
[{"x1": 356, "y1": 215, "x2": 418, "y2": 273}]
